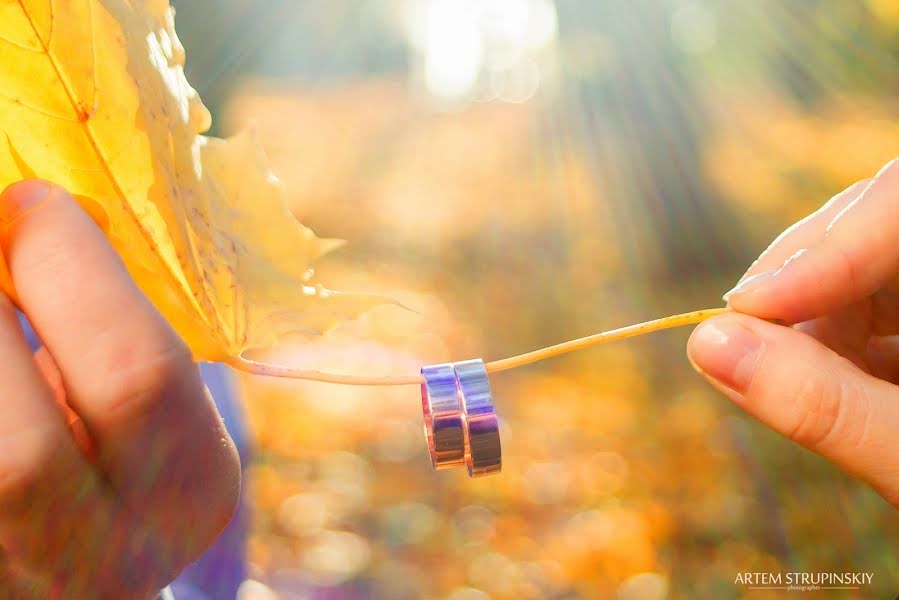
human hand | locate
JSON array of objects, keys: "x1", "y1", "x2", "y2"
[
  {"x1": 0, "y1": 181, "x2": 240, "y2": 598},
  {"x1": 688, "y1": 158, "x2": 899, "y2": 507}
]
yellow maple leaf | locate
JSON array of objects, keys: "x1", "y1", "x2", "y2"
[{"x1": 0, "y1": 0, "x2": 384, "y2": 362}]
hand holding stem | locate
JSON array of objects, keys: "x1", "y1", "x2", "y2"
[{"x1": 689, "y1": 158, "x2": 899, "y2": 508}]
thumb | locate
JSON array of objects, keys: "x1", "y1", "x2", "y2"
[{"x1": 688, "y1": 313, "x2": 899, "y2": 506}]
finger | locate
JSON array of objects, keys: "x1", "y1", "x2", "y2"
[
  {"x1": 0, "y1": 293, "x2": 68, "y2": 478},
  {"x1": 0, "y1": 181, "x2": 239, "y2": 542},
  {"x1": 790, "y1": 295, "x2": 899, "y2": 374},
  {"x1": 865, "y1": 335, "x2": 899, "y2": 384},
  {"x1": 725, "y1": 158, "x2": 899, "y2": 323},
  {"x1": 791, "y1": 301, "x2": 872, "y2": 371},
  {"x1": 0, "y1": 180, "x2": 191, "y2": 427},
  {"x1": 791, "y1": 291, "x2": 899, "y2": 359},
  {"x1": 688, "y1": 313, "x2": 899, "y2": 506},
  {"x1": 737, "y1": 179, "x2": 870, "y2": 282},
  {"x1": 869, "y1": 287, "x2": 899, "y2": 336},
  {"x1": 0, "y1": 293, "x2": 121, "y2": 579},
  {"x1": 33, "y1": 346, "x2": 96, "y2": 459}
]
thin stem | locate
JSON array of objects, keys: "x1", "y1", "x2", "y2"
[
  {"x1": 485, "y1": 307, "x2": 728, "y2": 372},
  {"x1": 227, "y1": 307, "x2": 729, "y2": 385}
]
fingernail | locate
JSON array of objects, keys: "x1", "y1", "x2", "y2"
[
  {"x1": 0, "y1": 180, "x2": 53, "y2": 225},
  {"x1": 722, "y1": 270, "x2": 776, "y2": 302},
  {"x1": 688, "y1": 317, "x2": 763, "y2": 396},
  {"x1": 723, "y1": 249, "x2": 810, "y2": 302}
]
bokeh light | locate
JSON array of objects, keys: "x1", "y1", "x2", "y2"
[{"x1": 402, "y1": 0, "x2": 557, "y2": 106}]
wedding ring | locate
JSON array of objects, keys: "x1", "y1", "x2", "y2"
[
  {"x1": 454, "y1": 359, "x2": 502, "y2": 477},
  {"x1": 421, "y1": 363, "x2": 466, "y2": 469}
]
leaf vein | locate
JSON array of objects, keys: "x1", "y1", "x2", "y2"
[
  {"x1": 13, "y1": 0, "x2": 212, "y2": 332},
  {"x1": 46, "y1": 0, "x2": 54, "y2": 47},
  {"x1": 0, "y1": 90, "x2": 78, "y2": 122},
  {"x1": 0, "y1": 34, "x2": 42, "y2": 53}
]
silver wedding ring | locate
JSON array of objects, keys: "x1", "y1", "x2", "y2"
[
  {"x1": 421, "y1": 363, "x2": 466, "y2": 469},
  {"x1": 420, "y1": 359, "x2": 502, "y2": 477},
  {"x1": 454, "y1": 359, "x2": 502, "y2": 477}
]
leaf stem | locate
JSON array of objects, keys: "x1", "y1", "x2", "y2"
[{"x1": 227, "y1": 307, "x2": 730, "y2": 385}]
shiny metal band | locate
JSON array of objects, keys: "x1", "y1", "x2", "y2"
[
  {"x1": 421, "y1": 363, "x2": 466, "y2": 469},
  {"x1": 454, "y1": 359, "x2": 502, "y2": 477}
]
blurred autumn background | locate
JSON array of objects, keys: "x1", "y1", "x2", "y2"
[{"x1": 171, "y1": 1, "x2": 898, "y2": 598}]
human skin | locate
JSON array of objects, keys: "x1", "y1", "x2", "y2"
[
  {"x1": 0, "y1": 180, "x2": 241, "y2": 599},
  {"x1": 688, "y1": 157, "x2": 899, "y2": 508}
]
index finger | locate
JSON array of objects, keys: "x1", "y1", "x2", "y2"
[
  {"x1": 1, "y1": 181, "x2": 193, "y2": 427},
  {"x1": 738, "y1": 178, "x2": 870, "y2": 282},
  {"x1": 2, "y1": 180, "x2": 239, "y2": 546},
  {"x1": 726, "y1": 158, "x2": 899, "y2": 323},
  {"x1": 1, "y1": 180, "x2": 232, "y2": 476}
]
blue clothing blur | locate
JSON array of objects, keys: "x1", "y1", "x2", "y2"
[{"x1": 18, "y1": 315, "x2": 249, "y2": 600}]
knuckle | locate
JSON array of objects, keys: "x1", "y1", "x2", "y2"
[
  {"x1": 98, "y1": 334, "x2": 196, "y2": 424},
  {"x1": 784, "y1": 374, "x2": 835, "y2": 448},
  {"x1": 784, "y1": 363, "x2": 867, "y2": 451},
  {"x1": 830, "y1": 242, "x2": 862, "y2": 297},
  {"x1": 840, "y1": 381, "x2": 873, "y2": 451}
]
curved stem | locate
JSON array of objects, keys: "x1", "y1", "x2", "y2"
[{"x1": 227, "y1": 307, "x2": 729, "y2": 385}]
